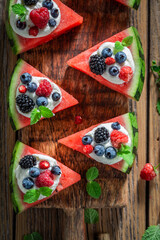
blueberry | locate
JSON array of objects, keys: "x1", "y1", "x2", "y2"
[
  {"x1": 115, "y1": 52, "x2": 127, "y2": 64},
  {"x1": 42, "y1": 0, "x2": 53, "y2": 9},
  {"x1": 52, "y1": 92, "x2": 61, "y2": 101},
  {"x1": 48, "y1": 19, "x2": 56, "y2": 27},
  {"x1": 51, "y1": 8, "x2": 59, "y2": 18},
  {"x1": 29, "y1": 167, "x2": 40, "y2": 178},
  {"x1": 22, "y1": 177, "x2": 34, "y2": 189},
  {"x1": 16, "y1": 20, "x2": 26, "y2": 30},
  {"x1": 102, "y1": 48, "x2": 112, "y2": 58},
  {"x1": 111, "y1": 122, "x2": 121, "y2": 130},
  {"x1": 27, "y1": 82, "x2": 37, "y2": 92},
  {"x1": 94, "y1": 145, "x2": 105, "y2": 156},
  {"x1": 36, "y1": 97, "x2": 48, "y2": 106},
  {"x1": 82, "y1": 135, "x2": 93, "y2": 145},
  {"x1": 51, "y1": 166, "x2": 61, "y2": 175},
  {"x1": 109, "y1": 66, "x2": 119, "y2": 76},
  {"x1": 20, "y1": 73, "x2": 32, "y2": 84},
  {"x1": 105, "y1": 147, "x2": 117, "y2": 159}
]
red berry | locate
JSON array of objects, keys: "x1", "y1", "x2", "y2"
[
  {"x1": 30, "y1": 7, "x2": 49, "y2": 29},
  {"x1": 39, "y1": 160, "x2": 50, "y2": 169},
  {"x1": 75, "y1": 116, "x2": 83, "y2": 124},
  {"x1": 36, "y1": 79, "x2": 53, "y2": 97},
  {"x1": 35, "y1": 170, "x2": 54, "y2": 187},
  {"x1": 119, "y1": 66, "x2": 133, "y2": 82},
  {"x1": 83, "y1": 145, "x2": 93, "y2": 154},
  {"x1": 110, "y1": 130, "x2": 128, "y2": 149},
  {"x1": 140, "y1": 163, "x2": 157, "y2": 181},
  {"x1": 19, "y1": 85, "x2": 27, "y2": 93},
  {"x1": 29, "y1": 26, "x2": 39, "y2": 36},
  {"x1": 105, "y1": 57, "x2": 116, "y2": 65}
]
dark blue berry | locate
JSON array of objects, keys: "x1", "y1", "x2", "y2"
[
  {"x1": 16, "y1": 20, "x2": 26, "y2": 30},
  {"x1": 27, "y1": 82, "x2": 37, "y2": 92},
  {"x1": 52, "y1": 92, "x2": 61, "y2": 101},
  {"x1": 115, "y1": 52, "x2": 127, "y2": 64},
  {"x1": 109, "y1": 66, "x2": 119, "y2": 76},
  {"x1": 42, "y1": 0, "x2": 53, "y2": 9},
  {"x1": 20, "y1": 73, "x2": 32, "y2": 84},
  {"x1": 22, "y1": 177, "x2": 34, "y2": 189},
  {"x1": 102, "y1": 48, "x2": 112, "y2": 58},
  {"x1": 94, "y1": 145, "x2": 105, "y2": 156},
  {"x1": 82, "y1": 135, "x2": 93, "y2": 145},
  {"x1": 48, "y1": 19, "x2": 56, "y2": 27},
  {"x1": 111, "y1": 122, "x2": 121, "y2": 130},
  {"x1": 36, "y1": 97, "x2": 48, "y2": 106},
  {"x1": 29, "y1": 167, "x2": 40, "y2": 178},
  {"x1": 51, "y1": 166, "x2": 61, "y2": 175},
  {"x1": 51, "y1": 8, "x2": 59, "y2": 18},
  {"x1": 105, "y1": 147, "x2": 117, "y2": 159}
]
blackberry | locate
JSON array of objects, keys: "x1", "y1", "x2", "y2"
[
  {"x1": 19, "y1": 155, "x2": 37, "y2": 169},
  {"x1": 24, "y1": 0, "x2": 38, "y2": 6},
  {"x1": 89, "y1": 54, "x2": 106, "y2": 75},
  {"x1": 16, "y1": 94, "x2": 35, "y2": 113},
  {"x1": 94, "y1": 127, "x2": 109, "y2": 143}
]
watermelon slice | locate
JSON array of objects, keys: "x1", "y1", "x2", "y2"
[
  {"x1": 8, "y1": 59, "x2": 78, "y2": 130},
  {"x1": 67, "y1": 27, "x2": 145, "y2": 101},
  {"x1": 59, "y1": 113, "x2": 138, "y2": 174},
  {"x1": 10, "y1": 141, "x2": 81, "y2": 213},
  {"x1": 6, "y1": 0, "x2": 83, "y2": 54},
  {"x1": 115, "y1": 0, "x2": 141, "y2": 9}
]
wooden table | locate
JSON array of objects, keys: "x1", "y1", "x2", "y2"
[{"x1": 1, "y1": 0, "x2": 160, "y2": 239}]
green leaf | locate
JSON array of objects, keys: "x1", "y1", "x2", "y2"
[
  {"x1": 142, "y1": 225, "x2": 160, "y2": 240},
  {"x1": 84, "y1": 209, "x2": 99, "y2": 224},
  {"x1": 86, "y1": 181, "x2": 101, "y2": 199},
  {"x1": 113, "y1": 41, "x2": 124, "y2": 54},
  {"x1": 122, "y1": 36, "x2": 133, "y2": 47},
  {"x1": 39, "y1": 187, "x2": 52, "y2": 197},
  {"x1": 86, "y1": 167, "x2": 99, "y2": 181},
  {"x1": 39, "y1": 106, "x2": 54, "y2": 118},
  {"x1": 24, "y1": 232, "x2": 43, "y2": 240},
  {"x1": 157, "y1": 99, "x2": 160, "y2": 115},
  {"x1": 155, "y1": 78, "x2": 160, "y2": 84},
  {"x1": 30, "y1": 108, "x2": 41, "y2": 125},
  {"x1": 23, "y1": 189, "x2": 40, "y2": 204},
  {"x1": 152, "y1": 60, "x2": 156, "y2": 65},
  {"x1": 151, "y1": 65, "x2": 160, "y2": 73},
  {"x1": 12, "y1": 4, "x2": 28, "y2": 22},
  {"x1": 117, "y1": 144, "x2": 134, "y2": 166}
]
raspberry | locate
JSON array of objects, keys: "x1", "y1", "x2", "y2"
[
  {"x1": 30, "y1": 7, "x2": 49, "y2": 29},
  {"x1": 29, "y1": 26, "x2": 39, "y2": 36},
  {"x1": 140, "y1": 163, "x2": 157, "y2": 181},
  {"x1": 105, "y1": 57, "x2": 116, "y2": 65},
  {"x1": 36, "y1": 79, "x2": 53, "y2": 97},
  {"x1": 110, "y1": 130, "x2": 128, "y2": 149},
  {"x1": 119, "y1": 66, "x2": 133, "y2": 82},
  {"x1": 83, "y1": 145, "x2": 93, "y2": 154},
  {"x1": 35, "y1": 170, "x2": 54, "y2": 187}
]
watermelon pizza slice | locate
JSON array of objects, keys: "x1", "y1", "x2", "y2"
[
  {"x1": 8, "y1": 59, "x2": 78, "y2": 130},
  {"x1": 6, "y1": 0, "x2": 83, "y2": 54},
  {"x1": 10, "y1": 141, "x2": 81, "y2": 213},
  {"x1": 67, "y1": 27, "x2": 145, "y2": 101},
  {"x1": 59, "y1": 113, "x2": 138, "y2": 174},
  {"x1": 115, "y1": 0, "x2": 141, "y2": 9}
]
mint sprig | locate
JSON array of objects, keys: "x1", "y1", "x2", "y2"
[
  {"x1": 86, "y1": 167, "x2": 101, "y2": 199},
  {"x1": 151, "y1": 60, "x2": 160, "y2": 115},
  {"x1": 114, "y1": 36, "x2": 133, "y2": 54},
  {"x1": 24, "y1": 232, "x2": 43, "y2": 240},
  {"x1": 142, "y1": 225, "x2": 160, "y2": 240},
  {"x1": 117, "y1": 144, "x2": 135, "y2": 166},
  {"x1": 30, "y1": 106, "x2": 54, "y2": 125},
  {"x1": 84, "y1": 209, "x2": 99, "y2": 224},
  {"x1": 86, "y1": 167, "x2": 99, "y2": 181},
  {"x1": 12, "y1": 4, "x2": 28, "y2": 22},
  {"x1": 23, "y1": 187, "x2": 52, "y2": 204}
]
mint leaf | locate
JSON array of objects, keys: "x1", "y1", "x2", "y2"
[
  {"x1": 151, "y1": 65, "x2": 160, "y2": 73},
  {"x1": 113, "y1": 41, "x2": 124, "y2": 54},
  {"x1": 157, "y1": 99, "x2": 160, "y2": 115},
  {"x1": 24, "y1": 232, "x2": 43, "y2": 240},
  {"x1": 39, "y1": 187, "x2": 52, "y2": 197},
  {"x1": 23, "y1": 189, "x2": 40, "y2": 204},
  {"x1": 12, "y1": 4, "x2": 28, "y2": 22},
  {"x1": 117, "y1": 144, "x2": 134, "y2": 166},
  {"x1": 122, "y1": 36, "x2": 133, "y2": 47},
  {"x1": 86, "y1": 167, "x2": 99, "y2": 181},
  {"x1": 39, "y1": 106, "x2": 54, "y2": 118},
  {"x1": 142, "y1": 225, "x2": 160, "y2": 240},
  {"x1": 84, "y1": 209, "x2": 99, "y2": 224},
  {"x1": 30, "y1": 108, "x2": 41, "y2": 125},
  {"x1": 86, "y1": 181, "x2": 101, "y2": 199}
]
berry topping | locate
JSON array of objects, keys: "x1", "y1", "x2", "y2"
[
  {"x1": 16, "y1": 20, "x2": 26, "y2": 30},
  {"x1": 36, "y1": 97, "x2": 48, "y2": 106},
  {"x1": 111, "y1": 122, "x2": 121, "y2": 130},
  {"x1": 94, "y1": 127, "x2": 109, "y2": 143},
  {"x1": 29, "y1": 26, "x2": 39, "y2": 36},
  {"x1": 16, "y1": 94, "x2": 35, "y2": 113},
  {"x1": 42, "y1": 0, "x2": 53, "y2": 10},
  {"x1": 19, "y1": 155, "x2": 37, "y2": 169},
  {"x1": 94, "y1": 145, "x2": 105, "y2": 156},
  {"x1": 39, "y1": 161, "x2": 50, "y2": 169},
  {"x1": 27, "y1": 82, "x2": 37, "y2": 92},
  {"x1": 24, "y1": 0, "x2": 38, "y2": 6},
  {"x1": 51, "y1": 8, "x2": 59, "y2": 18},
  {"x1": 52, "y1": 92, "x2": 61, "y2": 101},
  {"x1": 29, "y1": 167, "x2": 40, "y2": 178},
  {"x1": 22, "y1": 177, "x2": 34, "y2": 189},
  {"x1": 119, "y1": 66, "x2": 133, "y2": 82},
  {"x1": 105, "y1": 57, "x2": 116, "y2": 65},
  {"x1": 102, "y1": 48, "x2": 112, "y2": 58},
  {"x1": 110, "y1": 130, "x2": 128, "y2": 149},
  {"x1": 105, "y1": 147, "x2": 117, "y2": 159},
  {"x1": 19, "y1": 85, "x2": 27, "y2": 93},
  {"x1": 75, "y1": 116, "x2": 83, "y2": 124},
  {"x1": 140, "y1": 163, "x2": 157, "y2": 181},
  {"x1": 82, "y1": 135, "x2": 93, "y2": 145},
  {"x1": 36, "y1": 79, "x2": 53, "y2": 97},
  {"x1": 83, "y1": 145, "x2": 93, "y2": 154},
  {"x1": 109, "y1": 66, "x2": 119, "y2": 76},
  {"x1": 115, "y1": 51, "x2": 127, "y2": 64},
  {"x1": 48, "y1": 19, "x2": 56, "y2": 27},
  {"x1": 51, "y1": 166, "x2": 61, "y2": 175},
  {"x1": 30, "y1": 7, "x2": 50, "y2": 29},
  {"x1": 20, "y1": 73, "x2": 32, "y2": 84},
  {"x1": 89, "y1": 54, "x2": 106, "y2": 75},
  {"x1": 35, "y1": 170, "x2": 54, "y2": 187}
]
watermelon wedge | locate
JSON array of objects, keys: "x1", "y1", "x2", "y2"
[
  {"x1": 59, "y1": 113, "x2": 138, "y2": 174},
  {"x1": 115, "y1": 0, "x2": 141, "y2": 9},
  {"x1": 8, "y1": 59, "x2": 78, "y2": 130},
  {"x1": 67, "y1": 27, "x2": 145, "y2": 101},
  {"x1": 10, "y1": 141, "x2": 81, "y2": 213},
  {"x1": 6, "y1": 0, "x2": 83, "y2": 54}
]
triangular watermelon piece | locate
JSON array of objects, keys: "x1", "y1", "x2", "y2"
[
  {"x1": 10, "y1": 141, "x2": 81, "y2": 213},
  {"x1": 59, "y1": 113, "x2": 138, "y2": 174},
  {"x1": 8, "y1": 59, "x2": 78, "y2": 130},
  {"x1": 6, "y1": 0, "x2": 83, "y2": 54},
  {"x1": 67, "y1": 27, "x2": 145, "y2": 101},
  {"x1": 115, "y1": 0, "x2": 141, "y2": 9}
]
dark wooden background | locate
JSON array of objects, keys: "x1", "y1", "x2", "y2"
[{"x1": 1, "y1": 0, "x2": 160, "y2": 239}]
